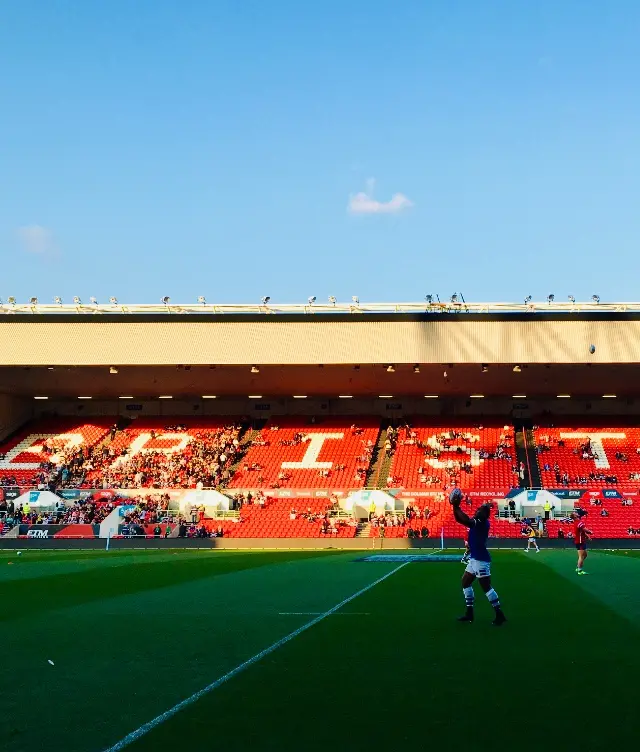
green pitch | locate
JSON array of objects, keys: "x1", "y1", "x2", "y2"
[{"x1": 2, "y1": 548, "x2": 639, "y2": 752}]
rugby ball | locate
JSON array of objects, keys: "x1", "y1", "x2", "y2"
[{"x1": 449, "y1": 488, "x2": 463, "y2": 505}]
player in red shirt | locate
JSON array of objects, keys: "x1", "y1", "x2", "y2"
[{"x1": 572, "y1": 509, "x2": 593, "y2": 575}]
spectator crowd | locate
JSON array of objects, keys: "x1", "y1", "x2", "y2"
[{"x1": 2, "y1": 423, "x2": 245, "y2": 492}]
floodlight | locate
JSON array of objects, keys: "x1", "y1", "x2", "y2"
[
  {"x1": 197, "y1": 296, "x2": 206, "y2": 304},
  {"x1": 592, "y1": 294, "x2": 600, "y2": 304},
  {"x1": 328, "y1": 296, "x2": 337, "y2": 305},
  {"x1": 261, "y1": 296, "x2": 270, "y2": 305},
  {"x1": 524, "y1": 295, "x2": 532, "y2": 304},
  {"x1": 481, "y1": 365, "x2": 489, "y2": 373},
  {"x1": 109, "y1": 297, "x2": 118, "y2": 305},
  {"x1": 7, "y1": 297, "x2": 16, "y2": 304},
  {"x1": 450, "y1": 293, "x2": 458, "y2": 303},
  {"x1": 425, "y1": 295, "x2": 433, "y2": 304},
  {"x1": 513, "y1": 365, "x2": 522, "y2": 373},
  {"x1": 109, "y1": 367, "x2": 119, "y2": 374},
  {"x1": 73, "y1": 296, "x2": 82, "y2": 304},
  {"x1": 413, "y1": 365, "x2": 420, "y2": 374},
  {"x1": 251, "y1": 366, "x2": 260, "y2": 373},
  {"x1": 352, "y1": 296, "x2": 359, "y2": 305},
  {"x1": 386, "y1": 365, "x2": 395, "y2": 373},
  {"x1": 568, "y1": 295, "x2": 575, "y2": 303},
  {"x1": 161, "y1": 296, "x2": 170, "y2": 305},
  {"x1": 29, "y1": 297, "x2": 38, "y2": 305},
  {"x1": 547, "y1": 294, "x2": 555, "y2": 303},
  {"x1": 90, "y1": 296, "x2": 98, "y2": 304},
  {"x1": 308, "y1": 296, "x2": 316, "y2": 305},
  {"x1": 54, "y1": 296, "x2": 62, "y2": 304}
]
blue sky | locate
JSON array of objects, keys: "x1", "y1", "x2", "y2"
[{"x1": 2, "y1": 0, "x2": 640, "y2": 305}]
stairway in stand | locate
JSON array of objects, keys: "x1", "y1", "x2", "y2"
[
  {"x1": 513, "y1": 426, "x2": 529, "y2": 487},
  {"x1": 371, "y1": 425, "x2": 394, "y2": 489},
  {"x1": 228, "y1": 422, "x2": 263, "y2": 478},
  {"x1": 363, "y1": 423, "x2": 387, "y2": 488},
  {"x1": 523, "y1": 426, "x2": 542, "y2": 488},
  {"x1": 355, "y1": 522, "x2": 371, "y2": 538},
  {"x1": 514, "y1": 421, "x2": 542, "y2": 488}
]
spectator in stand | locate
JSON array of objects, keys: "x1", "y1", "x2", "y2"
[{"x1": 44, "y1": 424, "x2": 243, "y2": 492}]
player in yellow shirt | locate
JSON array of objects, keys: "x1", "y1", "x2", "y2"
[{"x1": 524, "y1": 524, "x2": 540, "y2": 553}]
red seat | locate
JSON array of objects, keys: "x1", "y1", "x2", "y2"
[
  {"x1": 533, "y1": 425, "x2": 640, "y2": 491},
  {"x1": 388, "y1": 421, "x2": 518, "y2": 493},
  {"x1": 0, "y1": 418, "x2": 112, "y2": 485},
  {"x1": 229, "y1": 417, "x2": 380, "y2": 490}
]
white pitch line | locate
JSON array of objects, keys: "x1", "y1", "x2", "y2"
[
  {"x1": 278, "y1": 612, "x2": 370, "y2": 616},
  {"x1": 103, "y1": 561, "x2": 408, "y2": 752}
]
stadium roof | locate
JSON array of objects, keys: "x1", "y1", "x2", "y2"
[
  {"x1": 0, "y1": 363, "x2": 638, "y2": 400},
  {"x1": 1, "y1": 301, "x2": 640, "y2": 399},
  {"x1": 1, "y1": 309, "x2": 640, "y2": 367}
]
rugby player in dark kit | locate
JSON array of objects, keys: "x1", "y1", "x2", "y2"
[{"x1": 450, "y1": 488, "x2": 506, "y2": 626}]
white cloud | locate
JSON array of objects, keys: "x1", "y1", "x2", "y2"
[
  {"x1": 16, "y1": 225, "x2": 56, "y2": 255},
  {"x1": 348, "y1": 181, "x2": 413, "y2": 215}
]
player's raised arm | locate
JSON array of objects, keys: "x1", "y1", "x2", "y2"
[{"x1": 450, "y1": 489, "x2": 473, "y2": 528}]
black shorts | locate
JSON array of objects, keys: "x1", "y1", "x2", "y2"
[{"x1": 575, "y1": 542, "x2": 587, "y2": 551}]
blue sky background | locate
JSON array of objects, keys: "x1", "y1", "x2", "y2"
[{"x1": 2, "y1": 0, "x2": 640, "y2": 305}]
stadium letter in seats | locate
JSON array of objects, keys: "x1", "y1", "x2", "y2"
[
  {"x1": 110, "y1": 432, "x2": 191, "y2": 467},
  {"x1": 281, "y1": 433, "x2": 345, "y2": 469},
  {"x1": 560, "y1": 433, "x2": 626, "y2": 470},
  {"x1": 0, "y1": 433, "x2": 85, "y2": 471}
]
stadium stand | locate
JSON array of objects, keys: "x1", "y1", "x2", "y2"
[
  {"x1": 214, "y1": 497, "x2": 357, "y2": 538},
  {"x1": 3, "y1": 415, "x2": 640, "y2": 541},
  {"x1": 0, "y1": 418, "x2": 112, "y2": 486},
  {"x1": 83, "y1": 417, "x2": 242, "y2": 489},
  {"x1": 387, "y1": 422, "x2": 521, "y2": 492},
  {"x1": 532, "y1": 425, "x2": 640, "y2": 490},
  {"x1": 545, "y1": 503, "x2": 640, "y2": 539},
  {"x1": 0, "y1": 417, "x2": 243, "y2": 490},
  {"x1": 229, "y1": 417, "x2": 380, "y2": 489}
]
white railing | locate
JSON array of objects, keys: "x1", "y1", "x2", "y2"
[{"x1": 0, "y1": 299, "x2": 632, "y2": 315}]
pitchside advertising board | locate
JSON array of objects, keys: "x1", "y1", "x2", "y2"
[
  {"x1": 18, "y1": 525, "x2": 100, "y2": 539},
  {"x1": 546, "y1": 488, "x2": 638, "y2": 500},
  {"x1": 0, "y1": 486, "x2": 21, "y2": 501}
]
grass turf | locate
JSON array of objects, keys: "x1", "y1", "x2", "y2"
[{"x1": 2, "y1": 549, "x2": 638, "y2": 751}]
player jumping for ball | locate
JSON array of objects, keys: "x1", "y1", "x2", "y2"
[
  {"x1": 450, "y1": 488, "x2": 506, "y2": 626},
  {"x1": 572, "y1": 509, "x2": 593, "y2": 575}
]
